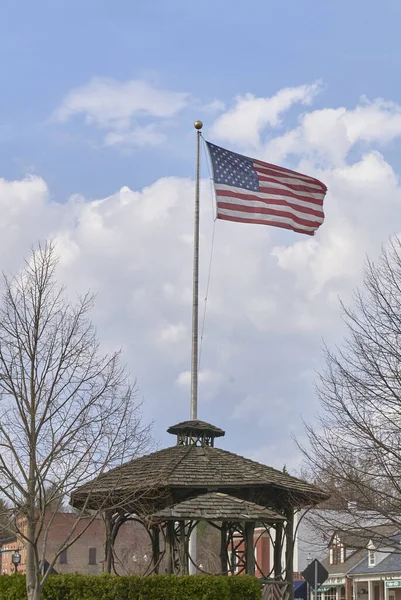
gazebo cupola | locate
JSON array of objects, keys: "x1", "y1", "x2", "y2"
[{"x1": 167, "y1": 419, "x2": 225, "y2": 447}]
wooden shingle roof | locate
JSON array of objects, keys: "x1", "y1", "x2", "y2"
[
  {"x1": 150, "y1": 492, "x2": 286, "y2": 522},
  {"x1": 167, "y1": 420, "x2": 225, "y2": 437},
  {"x1": 71, "y1": 443, "x2": 328, "y2": 510}
]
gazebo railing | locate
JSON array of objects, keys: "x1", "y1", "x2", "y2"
[{"x1": 261, "y1": 580, "x2": 291, "y2": 600}]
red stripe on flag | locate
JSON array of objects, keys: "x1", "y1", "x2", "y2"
[
  {"x1": 253, "y1": 160, "x2": 327, "y2": 189},
  {"x1": 216, "y1": 195, "x2": 324, "y2": 218},
  {"x1": 257, "y1": 174, "x2": 326, "y2": 195},
  {"x1": 216, "y1": 187, "x2": 324, "y2": 208},
  {"x1": 217, "y1": 202, "x2": 322, "y2": 229},
  {"x1": 217, "y1": 213, "x2": 315, "y2": 236}
]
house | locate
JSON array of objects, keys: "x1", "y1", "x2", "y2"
[
  {"x1": 348, "y1": 534, "x2": 401, "y2": 600},
  {"x1": 314, "y1": 525, "x2": 401, "y2": 600},
  {"x1": 0, "y1": 513, "x2": 149, "y2": 576}
]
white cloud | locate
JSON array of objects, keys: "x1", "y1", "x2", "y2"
[
  {"x1": 176, "y1": 369, "x2": 222, "y2": 387},
  {"x1": 263, "y1": 97, "x2": 401, "y2": 166},
  {"x1": 4, "y1": 84, "x2": 401, "y2": 466},
  {"x1": 202, "y1": 100, "x2": 226, "y2": 113},
  {"x1": 53, "y1": 77, "x2": 189, "y2": 148},
  {"x1": 103, "y1": 124, "x2": 166, "y2": 147},
  {"x1": 211, "y1": 82, "x2": 321, "y2": 147}
]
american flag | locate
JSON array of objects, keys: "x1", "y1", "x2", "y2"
[{"x1": 206, "y1": 141, "x2": 327, "y2": 236}]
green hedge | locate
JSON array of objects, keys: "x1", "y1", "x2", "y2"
[{"x1": 0, "y1": 573, "x2": 262, "y2": 600}]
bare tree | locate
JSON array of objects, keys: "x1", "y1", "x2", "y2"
[
  {"x1": 0, "y1": 242, "x2": 151, "y2": 600},
  {"x1": 301, "y1": 236, "x2": 401, "y2": 547}
]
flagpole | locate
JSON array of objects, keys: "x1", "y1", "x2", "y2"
[
  {"x1": 189, "y1": 120, "x2": 202, "y2": 576},
  {"x1": 190, "y1": 120, "x2": 203, "y2": 421}
]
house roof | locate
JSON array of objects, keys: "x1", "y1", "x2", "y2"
[
  {"x1": 350, "y1": 551, "x2": 401, "y2": 575},
  {"x1": 149, "y1": 492, "x2": 285, "y2": 523},
  {"x1": 320, "y1": 526, "x2": 401, "y2": 577},
  {"x1": 334, "y1": 525, "x2": 400, "y2": 550},
  {"x1": 322, "y1": 549, "x2": 366, "y2": 576},
  {"x1": 71, "y1": 443, "x2": 328, "y2": 511}
]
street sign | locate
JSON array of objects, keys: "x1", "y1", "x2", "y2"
[
  {"x1": 301, "y1": 559, "x2": 329, "y2": 590},
  {"x1": 386, "y1": 582, "x2": 401, "y2": 588}
]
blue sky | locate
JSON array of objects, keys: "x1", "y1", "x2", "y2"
[
  {"x1": 1, "y1": 0, "x2": 401, "y2": 470},
  {"x1": 3, "y1": 0, "x2": 401, "y2": 197}
]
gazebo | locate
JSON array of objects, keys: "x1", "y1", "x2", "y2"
[{"x1": 71, "y1": 419, "x2": 328, "y2": 599}]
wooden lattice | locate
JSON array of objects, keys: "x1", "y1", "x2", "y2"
[{"x1": 262, "y1": 581, "x2": 290, "y2": 600}]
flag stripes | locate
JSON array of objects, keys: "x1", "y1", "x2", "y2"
[{"x1": 206, "y1": 141, "x2": 327, "y2": 236}]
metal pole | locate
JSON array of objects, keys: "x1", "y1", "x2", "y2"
[
  {"x1": 189, "y1": 121, "x2": 203, "y2": 575},
  {"x1": 190, "y1": 120, "x2": 203, "y2": 421},
  {"x1": 314, "y1": 560, "x2": 318, "y2": 600}
]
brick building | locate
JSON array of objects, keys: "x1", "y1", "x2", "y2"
[{"x1": 0, "y1": 513, "x2": 149, "y2": 576}]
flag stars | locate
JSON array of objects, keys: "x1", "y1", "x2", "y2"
[{"x1": 207, "y1": 142, "x2": 260, "y2": 192}]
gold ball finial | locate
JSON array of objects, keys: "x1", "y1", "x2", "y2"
[{"x1": 194, "y1": 120, "x2": 203, "y2": 130}]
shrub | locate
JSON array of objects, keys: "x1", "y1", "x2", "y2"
[{"x1": 0, "y1": 574, "x2": 262, "y2": 600}]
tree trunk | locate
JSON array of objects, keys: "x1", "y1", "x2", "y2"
[{"x1": 26, "y1": 528, "x2": 41, "y2": 600}]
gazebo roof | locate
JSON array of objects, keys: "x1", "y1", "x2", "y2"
[
  {"x1": 149, "y1": 491, "x2": 286, "y2": 523},
  {"x1": 167, "y1": 419, "x2": 225, "y2": 438},
  {"x1": 71, "y1": 443, "x2": 328, "y2": 510}
]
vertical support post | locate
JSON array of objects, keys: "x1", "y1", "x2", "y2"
[
  {"x1": 189, "y1": 120, "x2": 203, "y2": 575},
  {"x1": 190, "y1": 120, "x2": 203, "y2": 421},
  {"x1": 151, "y1": 526, "x2": 160, "y2": 574},
  {"x1": 274, "y1": 522, "x2": 283, "y2": 579},
  {"x1": 245, "y1": 522, "x2": 255, "y2": 575},
  {"x1": 166, "y1": 521, "x2": 175, "y2": 574},
  {"x1": 314, "y1": 560, "x2": 318, "y2": 600},
  {"x1": 104, "y1": 512, "x2": 113, "y2": 574},
  {"x1": 220, "y1": 523, "x2": 228, "y2": 575},
  {"x1": 285, "y1": 507, "x2": 294, "y2": 600},
  {"x1": 179, "y1": 521, "x2": 187, "y2": 575}
]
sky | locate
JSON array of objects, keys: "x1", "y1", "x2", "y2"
[{"x1": 1, "y1": 0, "x2": 401, "y2": 472}]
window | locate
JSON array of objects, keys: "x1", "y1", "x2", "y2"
[
  {"x1": 59, "y1": 549, "x2": 67, "y2": 565},
  {"x1": 327, "y1": 588, "x2": 337, "y2": 600},
  {"x1": 329, "y1": 545, "x2": 343, "y2": 565},
  {"x1": 88, "y1": 547, "x2": 97, "y2": 565},
  {"x1": 368, "y1": 549, "x2": 375, "y2": 567}
]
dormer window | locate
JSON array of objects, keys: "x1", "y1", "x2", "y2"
[
  {"x1": 368, "y1": 540, "x2": 376, "y2": 567},
  {"x1": 329, "y1": 543, "x2": 345, "y2": 565}
]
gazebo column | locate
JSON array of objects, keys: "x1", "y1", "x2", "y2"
[
  {"x1": 151, "y1": 526, "x2": 160, "y2": 574},
  {"x1": 274, "y1": 522, "x2": 283, "y2": 579},
  {"x1": 220, "y1": 523, "x2": 228, "y2": 575},
  {"x1": 284, "y1": 507, "x2": 294, "y2": 600},
  {"x1": 104, "y1": 512, "x2": 113, "y2": 574},
  {"x1": 244, "y1": 522, "x2": 255, "y2": 575},
  {"x1": 179, "y1": 521, "x2": 188, "y2": 575},
  {"x1": 166, "y1": 521, "x2": 175, "y2": 574}
]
